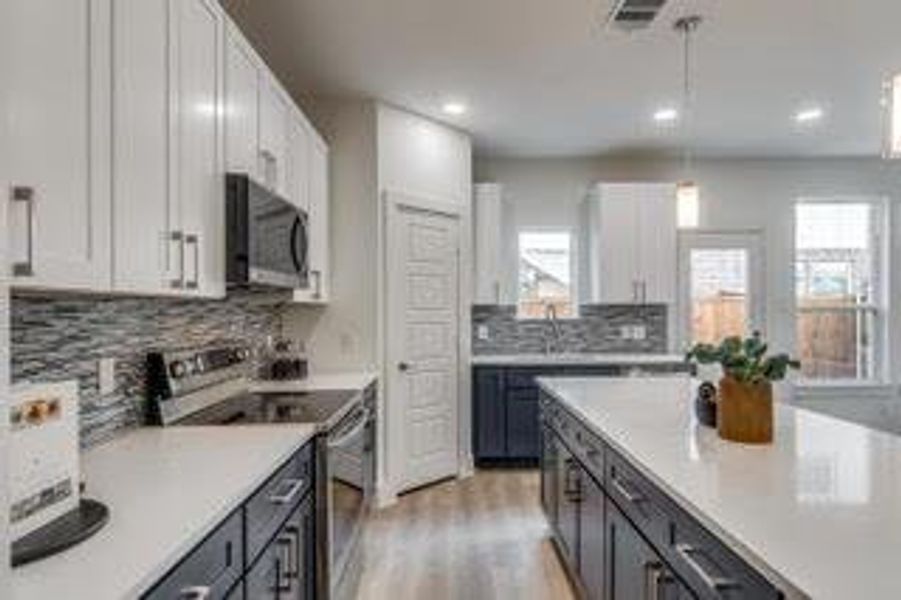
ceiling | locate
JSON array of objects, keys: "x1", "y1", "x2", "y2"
[{"x1": 223, "y1": 0, "x2": 901, "y2": 158}]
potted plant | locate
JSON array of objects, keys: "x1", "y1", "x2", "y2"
[{"x1": 686, "y1": 332, "x2": 800, "y2": 444}]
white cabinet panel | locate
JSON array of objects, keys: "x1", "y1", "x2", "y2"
[
  {"x1": 7, "y1": 0, "x2": 111, "y2": 291},
  {"x1": 473, "y1": 183, "x2": 503, "y2": 304},
  {"x1": 295, "y1": 133, "x2": 329, "y2": 303},
  {"x1": 588, "y1": 183, "x2": 676, "y2": 305},
  {"x1": 112, "y1": 0, "x2": 174, "y2": 294},
  {"x1": 174, "y1": 0, "x2": 225, "y2": 298},
  {"x1": 286, "y1": 112, "x2": 311, "y2": 212},
  {"x1": 224, "y1": 23, "x2": 260, "y2": 177},
  {"x1": 259, "y1": 76, "x2": 289, "y2": 196}
]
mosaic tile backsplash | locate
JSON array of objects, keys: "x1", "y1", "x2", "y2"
[
  {"x1": 11, "y1": 290, "x2": 291, "y2": 447},
  {"x1": 471, "y1": 304, "x2": 668, "y2": 355}
]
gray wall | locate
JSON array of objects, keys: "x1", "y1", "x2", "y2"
[{"x1": 11, "y1": 290, "x2": 289, "y2": 447}]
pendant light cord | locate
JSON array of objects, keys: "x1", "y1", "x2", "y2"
[{"x1": 676, "y1": 15, "x2": 701, "y2": 180}]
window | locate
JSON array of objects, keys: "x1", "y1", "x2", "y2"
[
  {"x1": 795, "y1": 201, "x2": 885, "y2": 382},
  {"x1": 679, "y1": 232, "x2": 763, "y2": 346},
  {"x1": 517, "y1": 231, "x2": 575, "y2": 319}
]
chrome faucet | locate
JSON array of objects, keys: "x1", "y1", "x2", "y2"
[{"x1": 544, "y1": 304, "x2": 564, "y2": 355}]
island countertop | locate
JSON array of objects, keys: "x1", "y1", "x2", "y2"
[
  {"x1": 11, "y1": 424, "x2": 317, "y2": 600},
  {"x1": 537, "y1": 376, "x2": 901, "y2": 600}
]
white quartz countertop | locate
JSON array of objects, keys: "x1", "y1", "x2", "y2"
[
  {"x1": 471, "y1": 353, "x2": 687, "y2": 367},
  {"x1": 249, "y1": 370, "x2": 378, "y2": 394},
  {"x1": 537, "y1": 376, "x2": 901, "y2": 600},
  {"x1": 12, "y1": 425, "x2": 317, "y2": 600}
]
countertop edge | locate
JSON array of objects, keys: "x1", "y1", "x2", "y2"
[{"x1": 536, "y1": 378, "x2": 809, "y2": 600}]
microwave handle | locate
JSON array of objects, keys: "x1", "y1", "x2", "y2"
[{"x1": 290, "y1": 214, "x2": 309, "y2": 283}]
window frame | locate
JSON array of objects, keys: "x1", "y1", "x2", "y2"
[
  {"x1": 515, "y1": 228, "x2": 579, "y2": 320},
  {"x1": 793, "y1": 197, "x2": 890, "y2": 386}
]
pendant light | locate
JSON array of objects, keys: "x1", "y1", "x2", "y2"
[{"x1": 675, "y1": 15, "x2": 702, "y2": 228}]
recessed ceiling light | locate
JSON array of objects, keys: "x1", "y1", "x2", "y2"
[
  {"x1": 653, "y1": 107, "x2": 679, "y2": 123},
  {"x1": 795, "y1": 107, "x2": 825, "y2": 124},
  {"x1": 442, "y1": 102, "x2": 467, "y2": 116}
]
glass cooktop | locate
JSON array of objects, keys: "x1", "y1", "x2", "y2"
[{"x1": 175, "y1": 389, "x2": 360, "y2": 427}]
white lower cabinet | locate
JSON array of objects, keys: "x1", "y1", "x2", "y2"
[
  {"x1": 6, "y1": 0, "x2": 112, "y2": 291},
  {"x1": 113, "y1": 0, "x2": 224, "y2": 298}
]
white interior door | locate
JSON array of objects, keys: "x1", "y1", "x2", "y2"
[
  {"x1": 678, "y1": 231, "x2": 765, "y2": 349},
  {"x1": 387, "y1": 199, "x2": 461, "y2": 493}
]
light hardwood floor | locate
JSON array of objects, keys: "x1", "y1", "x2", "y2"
[{"x1": 356, "y1": 470, "x2": 576, "y2": 600}]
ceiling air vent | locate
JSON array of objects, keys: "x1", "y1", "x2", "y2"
[{"x1": 606, "y1": 0, "x2": 668, "y2": 31}]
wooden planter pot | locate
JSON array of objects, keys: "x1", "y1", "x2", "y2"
[{"x1": 717, "y1": 377, "x2": 773, "y2": 444}]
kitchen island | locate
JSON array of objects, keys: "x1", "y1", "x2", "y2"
[{"x1": 538, "y1": 376, "x2": 901, "y2": 600}]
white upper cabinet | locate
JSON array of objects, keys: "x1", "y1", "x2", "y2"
[
  {"x1": 473, "y1": 183, "x2": 504, "y2": 304},
  {"x1": 224, "y1": 23, "x2": 260, "y2": 178},
  {"x1": 6, "y1": 0, "x2": 111, "y2": 291},
  {"x1": 173, "y1": 0, "x2": 225, "y2": 298},
  {"x1": 586, "y1": 183, "x2": 677, "y2": 305},
  {"x1": 295, "y1": 132, "x2": 330, "y2": 303},
  {"x1": 285, "y1": 110, "x2": 311, "y2": 213},
  {"x1": 112, "y1": 0, "x2": 224, "y2": 298},
  {"x1": 259, "y1": 75, "x2": 290, "y2": 196}
]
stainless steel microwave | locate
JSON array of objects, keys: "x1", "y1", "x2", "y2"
[{"x1": 226, "y1": 173, "x2": 309, "y2": 289}]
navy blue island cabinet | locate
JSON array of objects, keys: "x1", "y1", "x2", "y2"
[{"x1": 472, "y1": 363, "x2": 689, "y2": 465}]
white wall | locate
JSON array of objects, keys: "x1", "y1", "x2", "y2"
[{"x1": 475, "y1": 155, "x2": 901, "y2": 385}]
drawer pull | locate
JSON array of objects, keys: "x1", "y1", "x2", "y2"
[
  {"x1": 269, "y1": 478, "x2": 305, "y2": 505},
  {"x1": 611, "y1": 476, "x2": 645, "y2": 505},
  {"x1": 179, "y1": 586, "x2": 211, "y2": 599},
  {"x1": 675, "y1": 543, "x2": 740, "y2": 591}
]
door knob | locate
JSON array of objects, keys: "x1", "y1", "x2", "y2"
[{"x1": 398, "y1": 362, "x2": 409, "y2": 372}]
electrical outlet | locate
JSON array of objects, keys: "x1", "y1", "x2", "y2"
[
  {"x1": 620, "y1": 325, "x2": 633, "y2": 340},
  {"x1": 99, "y1": 357, "x2": 116, "y2": 396},
  {"x1": 632, "y1": 325, "x2": 647, "y2": 341},
  {"x1": 477, "y1": 324, "x2": 490, "y2": 341}
]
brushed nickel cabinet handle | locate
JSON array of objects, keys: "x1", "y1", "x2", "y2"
[
  {"x1": 169, "y1": 231, "x2": 185, "y2": 289},
  {"x1": 611, "y1": 476, "x2": 645, "y2": 505},
  {"x1": 178, "y1": 586, "x2": 211, "y2": 599},
  {"x1": 11, "y1": 186, "x2": 35, "y2": 277},
  {"x1": 269, "y1": 478, "x2": 304, "y2": 505},
  {"x1": 185, "y1": 233, "x2": 199, "y2": 290},
  {"x1": 675, "y1": 543, "x2": 740, "y2": 591}
]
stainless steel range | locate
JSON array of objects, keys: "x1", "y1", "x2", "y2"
[{"x1": 146, "y1": 344, "x2": 376, "y2": 600}]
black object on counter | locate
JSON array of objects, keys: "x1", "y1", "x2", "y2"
[
  {"x1": 695, "y1": 381, "x2": 718, "y2": 428},
  {"x1": 12, "y1": 499, "x2": 110, "y2": 567}
]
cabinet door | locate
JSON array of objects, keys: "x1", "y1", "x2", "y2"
[
  {"x1": 505, "y1": 387, "x2": 539, "y2": 459},
  {"x1": 579, "y1": 468, "x2": 605, "y2": 600},
  {"x1": 473, "y1": 183, "x2": 503, "y2": 304},
  {"x1": 259, "y1": 76, "x2": 289, "y2": 195},
  {"x1": 637, "y1": 184, "x2": 677, "y2": 304},
  {"x1": 555, "y1": 440, "x2": 579, "y2": 568},
  {"x1": 285, "y1": 113, "x2": 311, "y2": 213},
  {"x1": 473, "y1": 368, "x2": 506, "y2": 460},
  {"x1": 307, "y1": 136, "x2": 330, "y2": 301},
  {"x1": 224, "y1": 23, "x2": 260, "y2": 178},
  {"x1": 112, "y1": 0, "x2": 177, "y2": 294},
  {"x1": 596, "y1": 185, "x2": 640, "y2": 304},
  {"x1": 174, "y1": 0, "x2": 225, "y2": 298},
  {"x1": 540, "y1": 424, "x2": 558, "y2": 525},
  {"x1": 608, "y1": 501, "x2": 692, "y2": 600},
  {"x1": 7, "y1": 0, "x2": 111, "y2": 291}
]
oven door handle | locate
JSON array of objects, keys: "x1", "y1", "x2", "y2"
[{"x1": 328, "y1": 408, "x2": 369, "y2": 448}]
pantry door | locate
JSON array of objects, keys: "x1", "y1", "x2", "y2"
[{"x1": 386, "y1": 194, "x2": 461, "y2": 493}]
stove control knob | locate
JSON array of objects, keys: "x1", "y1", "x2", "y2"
[{"x1": 169, "y1": 361, "x2": 187, "y2": 379}]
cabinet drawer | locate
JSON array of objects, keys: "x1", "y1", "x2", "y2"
[
  {"x1": 605, "y1": 449, "x2": 670, "y2": 550},
  {"x1": 144, "y1": 509, "x2": 243, "y2": 600},
  {"x1": 666, "y1": 512, "x2": 781, "y2": 600},
  {"x1": 246, "y1": 442, "x2": 314, "y2": 564},
  {"x1": 568, "y1": 422, "x2": 604, "y2": 482}
]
